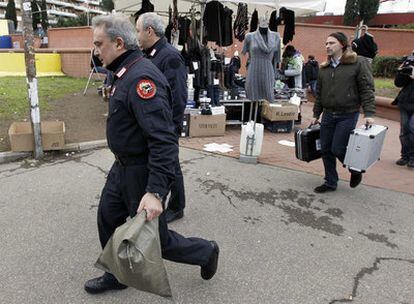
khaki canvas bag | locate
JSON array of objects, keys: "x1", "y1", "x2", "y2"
[{"x1": 95, "y1": 211, "x2": 172, "y2": 297}]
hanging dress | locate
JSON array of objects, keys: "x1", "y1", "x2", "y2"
[{"x1": 242, "y1": 30, "x2": 281, "y2": 102}]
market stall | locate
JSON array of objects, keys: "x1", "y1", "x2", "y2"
[{"x1": 115, "y1": 0, "x2": 326, "y2": 140}]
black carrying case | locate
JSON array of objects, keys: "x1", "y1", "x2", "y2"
[{"x1": 295, "y1": 125, "x2": 322, "y2": 162}]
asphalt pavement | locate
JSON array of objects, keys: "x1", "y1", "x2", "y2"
[{"x1": 0, "y1": 147, "x2": 413, "y2": 304}]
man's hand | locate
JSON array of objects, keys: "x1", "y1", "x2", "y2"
[
  {"x1": 311, "y1": 118, "x2": 320, "y2": 125},
  {"x1": 365, "y1": 117, "x2": 375, "y2": 126},
  {"x1": 137, "y1": 193, "x2": 163, "y2": 221}
]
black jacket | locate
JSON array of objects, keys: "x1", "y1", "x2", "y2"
[
  {"x1": 304, "y1": 60, "x2": 319, "y2": 82},
  {"x1": 394, "y1": 69, "x2": 414, "y2": 112},
  {"x1": 352, "y1": 34, "x2": 378, "y2": 59},
  {"x1": 313, "y1": 50, "x2": 376, "y2": 118},
  {"x1": 144, "y1": 37, "x2": 188, "y2": 129},
  {"x1": 106, "y1": 50, "x2": 177, "y2": 197},
  {"x1": 203, "y1": 1, "x2": 224, "y2": 44}
]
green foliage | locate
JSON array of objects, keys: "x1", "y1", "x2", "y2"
[
  {"x1": 343, "y1": 0, "x2": 380, "y2": 25},
  {"x1": 101, "y1": 0, "x2": 114, "y2": 12},
  {"x1": 394, "y1": 23, "x2": 414, "y2": 29},
  {"x1": 5, "y1": 0, "x2": 18, "y2": 30},
  {"x1": 0, "y1": 76, "x2": 87, "y2": 119},
  {"x1": 359, "y1": 0, "x2": 380, "y2": 24},
  {"x1": 372, "y1": 56, "x2": 403, "y2": 78},
  {"x1": 374, "y1": 78, "x2": 401, "y2": 99},
  {"x1": 55, "y1": 13, "x2": 88, "y2": 28},
  {"x1": 344, "y1": 0, "x2": 359, "y2": 26}
]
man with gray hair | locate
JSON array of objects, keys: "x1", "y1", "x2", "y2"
[
  {"x1": 352, "y1": 25, "x2": 378, "y2": 63},
  {"x1": 136, "y1": 12, "x2": 188, "y2": 223},
  {"x1": 84, "y1": 13, "x2": 219, "y2": 295}
]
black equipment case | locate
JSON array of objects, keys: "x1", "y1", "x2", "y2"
[{"x1": 295, "y1": 125, "x2": 322, "y2": 162}]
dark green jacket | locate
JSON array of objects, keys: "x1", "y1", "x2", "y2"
[{"x1": 313, "y1": 50, "x2": 376, "y2": 118}]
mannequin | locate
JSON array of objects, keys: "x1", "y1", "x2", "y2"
[
  {"x1": 242, "y1": 15, "x2": 280, "y2": 102},
  {"x1": 259, "y1": 17, "x2": 268, "y2": 44},
  {"x1": 259, "y1": 27, "x2": 268, "y2": 44}
]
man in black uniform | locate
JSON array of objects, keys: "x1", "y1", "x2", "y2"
[
  {"x1": 136, "y1": 12, "x2": 187, "y2": 223},
  {"x1": 84, "y1": 14, "x2": 219, "y2": 294}
]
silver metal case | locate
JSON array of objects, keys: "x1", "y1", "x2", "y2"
[{"x1": 344, "y1": 124, "x2": 388, "y2": 172}]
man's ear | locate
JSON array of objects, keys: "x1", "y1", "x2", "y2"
[{"x1": 115, "y1": 37, "x2": 125, "y2": 50}]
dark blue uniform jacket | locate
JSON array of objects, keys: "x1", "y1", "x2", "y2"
[
  {"x1": 106, "y1": 50, "x2": 177, "y2": 197},
  {"x1": 144, "y1": 37, "x2": 187, "y2": 129}
]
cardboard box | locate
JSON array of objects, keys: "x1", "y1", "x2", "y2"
[
  {"x1": 263, "y1": 118, "x2": 294, "y2": 133},
  {"x1": 8, "y1": 121, "x2": 66, "y2": 152},
  {"x1": 261, "y1": 100, "x2": 298, "y2": 121},
  {"x1": 189, "y1": 114, "x2": 226, "y2": 137}
]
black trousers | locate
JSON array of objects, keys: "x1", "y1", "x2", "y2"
[
  {"x1": 97, "y1": 161, "x2": 212, "y2": 266},
  {"x1": 167, "y1": 132, "x2": 186, "y2": 212},
  {"x1": 167, "y1": 154, "x2": 186, "y2": 212}
]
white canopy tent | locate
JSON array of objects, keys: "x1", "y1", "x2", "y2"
[
  {"x1": 114, "y1": 0, "x2": 326, "y2": 17},
  {"x1": 223, "y1": 0, "x2": 326, "y2": 16}
]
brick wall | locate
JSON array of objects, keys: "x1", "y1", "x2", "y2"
[
  {"x1": 48, "y1": 26, "x2": 93, "y2": 49},
  {"x1": 35, "y1": 48, "x2": 92, "y2": 77},
  {"x1": 59, "y1": 50, "x2": 91, "y2": 77},
  {"x1": 226, "y1": 23, "x2": 414, "y2": 74},
  {"x1": 290, "y1": 23, "x2": 414, "y2": 61}
]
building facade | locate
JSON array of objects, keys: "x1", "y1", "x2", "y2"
[{"x1": 0, "y1": 0, "x2": 107, "y2": 30}]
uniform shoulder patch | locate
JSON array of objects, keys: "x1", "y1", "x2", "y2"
[{"x1": 136, "y1": 79, "x2": 157, "y2": 100}]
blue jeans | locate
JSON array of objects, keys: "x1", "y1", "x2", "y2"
[
  {"x1": 207, "y1": 85, "x2": 220, "y2": 106},
  {"x1": 399, "y1": 109, "x2": 414, "y2": 161},
  {"x1": 309, "y1": 80, "x2": 317, "y2": 96},
  {"x1": 320, "y1": 111, "x2": 360, "y2": 188}
]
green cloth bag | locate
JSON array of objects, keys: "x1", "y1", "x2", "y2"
[{"x1": 95, "y1": 211, "x2": 172, "y2": 297}]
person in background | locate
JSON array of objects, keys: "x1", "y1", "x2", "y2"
[
  {"x1": 91, "y1": 51, "x2": 113, "y2": 87},
  {"x1": 281, "y1": 45, "x2": 304, "y2": 89},
  {"x1": 304, "y1": 55, "x2": 319, "y2": 96},
  {"x1": 393, "y1": 53, "x2": 414, "y2": 169},
  {"x1": 281, "y1": 45, "x2": 304, "y2": 124},
  {"x1": 312, "y1": 32, "x2": 375, "y2": 193},
  {"x1": 352, "y1": 25, "x2": 378, "y2": 63},
  {"x1": 136, "y1": 12, "x2": 188, "y2": 223}
]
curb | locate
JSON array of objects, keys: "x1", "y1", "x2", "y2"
[{"x1": 0, "y1": 139, "x2": 108, "y2": 165}]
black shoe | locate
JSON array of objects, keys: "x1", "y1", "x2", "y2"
[
  {"x1": 396, "y1": 158, "x2": 409, "y2": 166},
  {"x1": 408, "y1": 160, "x2": 414, "y2": 169},
  {"x1": 313, "y1": 184, "x2": 336, "y2": 193},
  {"x1": 350, "y1": 171, "x2": 362, "y2": 188},
  {"x1": 201, "y1": 241, "x2": 219, "y2": 280},
  {"x1": 165, "y1": 208, "x2": 184, "y2": 223},
  {"x1": 84, "y1": 272, "x2": 127, "y2": 294}
]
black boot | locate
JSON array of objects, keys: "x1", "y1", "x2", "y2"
[
  {"x1": 396, "y1": 158, "x2": 409, "y2": 166},
  {"x1": 350, "y1": 171, "x2": 363, "y2": 188},
  {"x1": 314, "y1": 184, "x2": 336, "y2": 193},
  {"x1": 201, "y1": 241, "x2": 220, "y2": 280},
  {"x1": 84, "y1": 272, "x2": 127, "y2": 294}
]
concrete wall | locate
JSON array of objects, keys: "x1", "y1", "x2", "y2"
[
  {"x1": 0, "y1": 52, "x2": 63, "y2": 76},
  {"x1": 0, "y1": 48, "x2": 91, "y2": 78}
]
